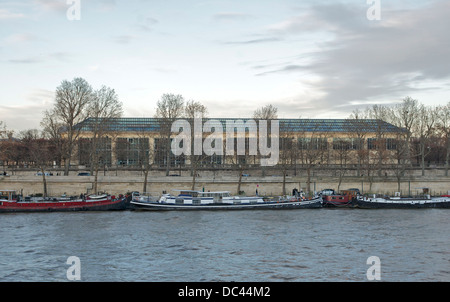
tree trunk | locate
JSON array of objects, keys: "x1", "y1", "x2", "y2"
[
  {"x1": 64, "y1": 158, "x2": 70, "y2": 176},
  {"x1": 93, "y1": 164, "x2": 99, "y2": 194},
  {"x1": 421, "y1": 152, "x2": 425, "y2": 176},
  {"x1": 143, "y1": 169, "x2": 149, "y2": 193},
  {"x1": 237, "y1": 167, "x2": 243, "y2": 195},
  {"x1": 40, "y1": 166, "x2": 48, "y2": 197},
  {"x1": 63, "y1": 139, "x2": 73, "y2": 176},
  {"x1": 165, "y1": 134, "x2": 171, "y2": 176},
  {"x1": 191, "y1": 163, "x2": 197, "y2": 191},
  {"x1": 445, "y1": 139, "x2": 450, "y2": 177},
  {"x1": 306, "y1": 167, "x2": 311, "y2": 195}
]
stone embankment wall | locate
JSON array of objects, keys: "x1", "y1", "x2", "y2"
[{"x1": 1, "y1": 173, "x2": 449, "y2": 197}]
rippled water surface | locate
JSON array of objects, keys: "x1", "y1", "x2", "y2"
[{"x1": 0, "y1": 209, "x2": 449, "y2": 281}]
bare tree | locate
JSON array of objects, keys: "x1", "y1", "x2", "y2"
[
  {"x1": 86, "y1": 86, "x2": 123, "y2": 193},
  {"x1": 389, "y1": 96, "x2": 419, "y2": 166},
  {"x1": 1, "y1": 135, "x2": 24, "y2": 168},
  {"x1": 388, "y1": 132, "x2": 409, "y2": 192},
  {"x1": 278, "y1": 134, "x2": 295, "y2": 195},
  {"x1": 135, "y1": 126, "x2": 153, "y2": 193},
  {"x1": 0, "y1": 121, "x2": 13, "y2": 172},
  {"x1": 253, "y1": 104, "x2": 278, "y2": 120},
  {"x1": 184, "y1": 100, "x2": 208, "y2": 190},
  {"x1": 366, "y1": 104, "x2": 391, "y2": 176},
  {"x1": 41, "y1": 110, "x2": 65, "y2": 167},
  {"x1": 436, "y1": 101, "x2": 450, "y2": 176},
  {"x1": 297, "y1": 122, "x2": 328, "y2": 196},
  {"x1": 0, "y1": 121, "x2": 11, "y2": 139},
  {"x1": 155, "y1": 93, "x2": 185, "y2": 176},
  {"x1": 51, "y1": 78, "x2": 93, "y2": 175},
  {"x1": 346, "y1": 109, "x2": 370, "y2": 176},
  {"x1": 254, "y1": 104, "x2": 278, "y2": 178},
  {"x1": 20, "y1": 129, "x2": 54, "y2": 197},
  {"x1": 332, "y1": 138, "x2": 352, "y2": 192},
  {"x1": 413, "y1": 104, "x2": 437, "y2": 176}
]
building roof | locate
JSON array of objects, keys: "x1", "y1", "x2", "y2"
[{"x1": 75, "y1": 117, "x2": 405, "y2": 133}]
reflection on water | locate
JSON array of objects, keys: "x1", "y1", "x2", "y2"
[{"x1": 0, "y1": 209, "x2": 448, "y2": 281}]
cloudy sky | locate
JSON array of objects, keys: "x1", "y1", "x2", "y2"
[{"x1": 1, "y1": 0, "x2": 449, "y2": 132}]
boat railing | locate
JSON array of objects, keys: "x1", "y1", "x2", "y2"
[{"x1": 134, "y1": 193, "x2": 160, "y2": 203}]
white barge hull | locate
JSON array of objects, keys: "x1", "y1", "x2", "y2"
[{"x1": 130, "y1": 198, "x2": 322, "y2": 211}]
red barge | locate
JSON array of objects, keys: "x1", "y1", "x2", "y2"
[
  {"x1": 321, "y1": 190, "x2": 358, "y2": 208},
  {"x1": 0, "y1": 190, "x2": 127, "y2": 213}
]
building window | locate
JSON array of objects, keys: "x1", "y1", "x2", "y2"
[
  {"x1": 116, "y1": 137, "x2": 149, "y2": 166},
  {"x1": 154, "y1": 138, "x2": 186, "y2": 167},
  {"x1": 386, "y1": 138, "x2": 397, "y2": 150},
  {"x1": 78, "y1": 137, "x2": 112, "y2": 166},
  {"x1": 298, "y1": 138, "x2": 328, "y2": 150},
  {"x1": 367, "y1": 138, "x2": 377, "y2": 150}
]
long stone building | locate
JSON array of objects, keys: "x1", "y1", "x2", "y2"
[{"x1": 73, "y1": 117, "x2": 405, "y2": 169}]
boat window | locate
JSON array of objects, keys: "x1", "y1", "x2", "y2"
[
  {"x1": 175, "y1": 198, "x2": 184, "y2": 204},
  {"x1": 180, "y1": 191, "x2": 198, "y2": 197}
]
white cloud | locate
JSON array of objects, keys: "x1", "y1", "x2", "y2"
[
  {"x1": 4, "y1": 33, "x2": 42, "y2": 44},
  {"x1": 113, "y1": 35, "x2": 135, "y2": 44},
  {"x1": 212, "y1": 12, "x2": 253, "y2": 22},
  {"x1": 34, "y1": 0, "x2": 67, "y2": 13},
  {"x1": 252, "y1": 1, "x2": 450, "y2": 113},
  {"x1": 0, "y1": 88, "x2": 54, "y2": 132},
  {"x1": 0, "y1": 8, "x2": 25, "y2": 20}
]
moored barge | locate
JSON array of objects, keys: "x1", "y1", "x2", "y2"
[
  {"x1": 0, "y1": 190, "x2": 127, "y2": 213},
  {"x1": 321, "y1": 190, "x2": 358, "y2": 208},
  {"x1": 130, "y1": 190, "x2": 322, "y2": 210},
  {"x1": 356, "y1": 195, "x2": 450, "y2": 209}
]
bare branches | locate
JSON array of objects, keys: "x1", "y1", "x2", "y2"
[
  {"x1": 253, "y1": 104, "x2": 278, "y2": 120},
  {"x1": 155, "y1": 93, "x2": 185, "y2": 176},
  {"x1": 51, "y1": 77, "x2": 93, "y2": 175},
  {"x1": 42, "y1": 78, "x2": 123, "y2": 182},
  {"x1": 86, "y1": 86, "x2": 123, "y2": 193},
  {"x1": 185, "y1": 100, "x2": 208, "y2": 119},
  {"x1": 155, "y1": 93, "x2": 185, "y2": 121},
  {"x1": 436, "y1": 102, "x2": 450, "y2": 176}
]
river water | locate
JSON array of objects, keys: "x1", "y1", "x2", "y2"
[{"x1": 0, "y1": 209, "x2": 448, "y2": 282}]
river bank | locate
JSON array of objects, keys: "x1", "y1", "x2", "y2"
[{"x1": 1, "y1": 172, "x2": 449, "y2": 197}]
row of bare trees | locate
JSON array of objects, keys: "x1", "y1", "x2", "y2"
[
  {"x1": 1, "y1": 88, "x2": 449, "y2": 196},
  {"x1": 297, "y1": 97, "x2": 450, "y2": 193},
  {"x1": 231, "y1": 98, "x2": 450, "y2": 195},
  {"x1": 1, "y1": 78, "x2": 123, "y2": 196},
  {"x1": 355, "y1": 97, "x2": 450, "y2": 177}
]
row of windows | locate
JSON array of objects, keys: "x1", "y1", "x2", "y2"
[
  {"x1": 78, "y1": 136, "x2": 399, "y2": 166},
  {"x1": 78, "y1": 137, "x2": 221, "y2": 167},
  {"x1": 297, "y1": 138, "x2": 398, "y2": 150},
  {"x1": 77, "y1": 118, "x2": 404, "y2": 133}
]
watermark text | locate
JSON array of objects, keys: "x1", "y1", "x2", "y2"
[{"x1": 171, "y1": 118, "x2": 279, "y2": 166}]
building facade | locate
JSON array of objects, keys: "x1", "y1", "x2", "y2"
[{"x1": 72, "y1": 117, "x2": 406, "y2": 170}]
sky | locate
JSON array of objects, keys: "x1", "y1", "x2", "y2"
[{"x1": 1, "y1": 0, "x2": 450, "y2": 132}]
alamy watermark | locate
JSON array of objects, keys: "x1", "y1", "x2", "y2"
[
  {"x1": 367, "y1": 0, "x2": 381, "y2": 21},
  {"x1": 67, "y1": 0, "x2": 81, "y2": 21},
  {"x1": 66, "y1": 256, "x2": 81, "y2": 281},
  {"x1": 366, "y1": 256, "x2": 381, "y2": 280},
  {"x1": 171, "y1": 118, "x2": 279, "y2": 167}
]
